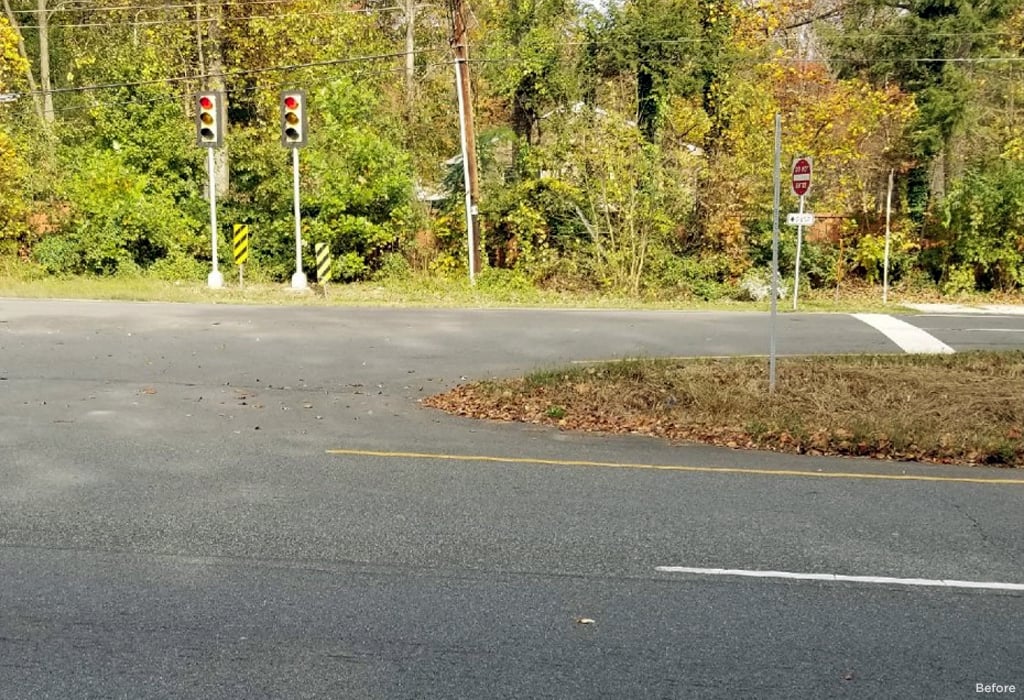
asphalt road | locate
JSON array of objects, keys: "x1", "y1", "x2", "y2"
[{"x1": 1, "y1": 300, "x2": 1022, "y2": 699}]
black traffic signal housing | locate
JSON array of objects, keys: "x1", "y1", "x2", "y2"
[
  {"x1": 280, "y1": 90, "x2": 307, "y2": 148},
  {"x1": 196, "y1": 91, "x2": 225, "y2": 148}
]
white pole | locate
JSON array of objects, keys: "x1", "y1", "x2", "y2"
[
  {"x1": 290, "y1": 147, "x2": 307, "y2": 290},
  {"x1": 770, "y1": 113, "x2": 781, "y2": 394},
  {"x1": 792, "y1": 194, "x2": 804, "y2": 310},
  {"x1": 883, "y1": 168, "x2": 894, "y2": 304},
  {"x1": 207, "y1": 147, "x2": 223, "y2": 289},
  {"x1": 454, "y1": 57, "x2": 476, "y2": 285}
]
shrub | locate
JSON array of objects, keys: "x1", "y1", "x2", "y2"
[
  {"x1": 35, "y1": 150, "x2": 201, "y2": 276},
  {"x1": 940, "y1": 163, "x2": 1024, "y2": 291}
]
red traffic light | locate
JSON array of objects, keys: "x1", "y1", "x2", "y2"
[
  {"x1": 199, "y1": 95, "x2": 214, "y2": 110},
  {"x1": 284, "y1": 95, "x2": 298, "y2": 110}
]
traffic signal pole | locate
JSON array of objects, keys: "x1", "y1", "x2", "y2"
[
  {"x1": 280, "y1": 90, "x2": 308, "y2": 290},
  {"x1": 207, "y1": 147, "x2": 223, "y2": 288},
  {"x1": 291, "y1": 147, "x2": 306, "y2": 290},
  {"x1": 197, "y1": 91, "x2": 225, "y2": 289}
]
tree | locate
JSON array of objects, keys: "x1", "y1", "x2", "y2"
[{"x1": 825, "y1": 0, "x2": 1017, "y2": 214}]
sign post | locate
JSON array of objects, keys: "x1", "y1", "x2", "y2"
[
  {"x1": 769, "y1": 114, "x2": 782, "y2": 394},
  {"x1": 790, "y1": 156, "x2": 812, "y2": 310},
  {"x1": 232, "y1": 223, "x2": 249, "y2": 288},
  {"x1": 315, "y1": 242, "x2": 332, "y2": 296},
  {"x1": 883, "y1": 168, "x2": 894, "y2": 304}
]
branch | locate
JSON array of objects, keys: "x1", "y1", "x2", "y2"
[{"x1": 782, "y1": 1, "x2": 857, "y2": 31}]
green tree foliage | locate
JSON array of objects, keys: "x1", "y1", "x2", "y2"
[
  {"x1": 34, "y1": 149, "x2": 201, "y2": 276},
  {"x1": 826, "y1": 0, "x2": 1018, "y2": 213},
  {"x1": 0, "y1": 17, "x2": 30, "y2": 253},
  {"x1": 936, "y1": 162, "x2": 1024, "y2": 291},
  {"x1": 0, "y1": 0, "x2": 1021, "y2": 298},
  {"x1": 585, "y1": 0, "x2": 702, "y2": 142},
  {"x1": 481, "y1": 0, "x2": 582, "y2": 144},
  {"x1": 303, "y1": 80, "x2": 414, "y2": 280}
]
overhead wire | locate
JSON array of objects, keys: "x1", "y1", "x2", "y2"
[
  {"x1": 35, "y1": 46, "x2": 444, "y2": 96},
  {"x1": 22, "y1": 5, "x2": 404, "y2": 29},
  {"x1": 6, "y1": 0, "x2": 403, "y2": 15},
  {"x1": 38, "y1": 55, "x2": 455, "y2": 118}
]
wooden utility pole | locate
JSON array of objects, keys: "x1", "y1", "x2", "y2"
[{"x1": 449, "y1": 0, "x2": 482, "y2": 275}]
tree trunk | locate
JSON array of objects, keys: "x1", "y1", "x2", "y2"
[
  {"x1": 404, "y1": 0, "x2": 415, "y2": 101},
  {"x1": 1, "y1": 0, "x2": 45, "y2": 126},
  {"x1": 37, "y1": 0, "x2": 53, "y2": 123}
]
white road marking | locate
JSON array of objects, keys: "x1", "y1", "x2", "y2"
[
  {"x1": 959, "y1": 328, "x2": 1024, "y2": 333},
  {"x1": 853, "y1": 313, "x2": 955, "y2": 354},
  {"x1": 655, "y1": 567, "x2": 1024, "y2": 591}
]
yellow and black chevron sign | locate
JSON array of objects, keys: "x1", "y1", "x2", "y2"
[
  {"x1": 315, "y1": 242, "x2": 332, "y2": 284},
  {"x1": 232, "y1": 224, "x2": 249, "y2": 265}
]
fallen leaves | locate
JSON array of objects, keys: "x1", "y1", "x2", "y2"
[{"x1": 422, "y1": 354, "x2": 1024, "y2": 468}]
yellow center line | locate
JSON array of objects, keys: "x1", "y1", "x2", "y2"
[{"x1": 324, "y1": 449, "x2": 1024, "y2": 485}]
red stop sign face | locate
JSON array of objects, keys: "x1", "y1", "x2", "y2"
[{"x1": 791, "y1": 157, "x2": 812, "y2": 197}]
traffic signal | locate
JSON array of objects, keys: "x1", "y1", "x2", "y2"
[
  {"x1": 196, "y1": 91, "x2": 224, "y2": 148},
  {"x1": 280, "y1": 90, "x2": 307, "y2": 148}
]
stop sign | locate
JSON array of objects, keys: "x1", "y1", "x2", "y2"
[{"x1": 791, "y1": 156, "x2": 812, "y2": 197}]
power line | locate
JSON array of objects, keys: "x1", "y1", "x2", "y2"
[
  {"x1": 6, "y1": 0, "x2": 392, "y2": 15},
  {"x1": 34, "y1": 46, "x2": 443, "y2": 96},
  {"x1": 42, "y1": 58, "x2": 454, "y2": 118},
  {"x1": 23, "y1": 5, "x2": 404, "y2": 29}
]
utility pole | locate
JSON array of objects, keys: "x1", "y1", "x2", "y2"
[
  {"x1": 206, "y1": 0, "x2": 229, "y2": 198},
  {"x1": 37, "y1": 0, "x2": 54, "y2": 123},
  {"x1": 404, "y1": 0, "x2": 416, "y2": 100},
  {"x1": 449, "y1": 0, "x2": 482, "y2": 278}
]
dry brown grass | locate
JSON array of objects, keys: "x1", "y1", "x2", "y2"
[{"x1": 424, "y1": 352, "x2": 1024, "y2": 467}]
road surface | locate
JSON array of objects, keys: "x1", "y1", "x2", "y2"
[{"x1": 2, "y1": 300, "x2": 1022, "y2": 698}]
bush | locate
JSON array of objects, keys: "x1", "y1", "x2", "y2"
[
  {"x1": 373, "y1": 251, "x2": 414, "y2": 282},
  {"x1": 941, "y1": 163, "x2": 1024, "y2": 291},
  {"x1": 643, "y1": 249, "x2": 732, "y2": 300},
  {"x1": 147, "y1": 253, "x2": 207, "y2": 281},
  {"x1": 35, "y1": 150, "x2": 202, "y2": 276}
]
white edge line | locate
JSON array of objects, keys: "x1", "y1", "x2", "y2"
[{"x1": 655, "y1": 566, "x2": 1024, "y2": 591}]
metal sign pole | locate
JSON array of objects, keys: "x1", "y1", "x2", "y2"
[
  {"x1": 207, "y1": 147, "x2": 223, "y2": 289},
  {"x1": 770, "y1": 113, "x2": 781, "y2": 394},
  {"x1": 290, "y1": 147, "x2": 307, "y2": 290},
  {"x1": 883, "y1": 168, "x2": 894, "y2": 304},
  {"x1": 792, "y1": 194, "x2": 804, "y2": 310}
]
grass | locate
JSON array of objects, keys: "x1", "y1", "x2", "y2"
[
  {"x1": 3, "y1": 267, "x2": 1017, "y2": 313},
  {"x1": 423, "y1": 352, "x2": 1024, "y2": 468}
]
